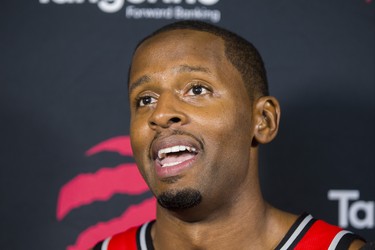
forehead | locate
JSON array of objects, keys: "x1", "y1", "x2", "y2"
[
  {"x1": 130, "y1": 29, "x2": 238, "y2": 82},
  {"x1": 136, "y1": 29, "x2": 225, "y2": 60}
]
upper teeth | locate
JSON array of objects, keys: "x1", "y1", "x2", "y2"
[{"x1": 157, "y1": 145, "x2": 196, "y2": 159}]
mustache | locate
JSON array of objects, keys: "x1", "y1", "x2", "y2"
[{"x1": 150, "y1": 129, "x2": 205, "y2": 152}]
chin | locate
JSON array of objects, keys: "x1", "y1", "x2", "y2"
[{"x1": 157, "y1": 188, "x2": 202, "y2": 210}]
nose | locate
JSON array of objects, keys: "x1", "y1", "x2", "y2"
[{"x1": 148, "y1": 93, "x2": 188, "y2": 130}]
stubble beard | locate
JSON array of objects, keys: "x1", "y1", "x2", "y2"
[{"x1": 157, "y1": 188, "x2": 202, "y2": 210}]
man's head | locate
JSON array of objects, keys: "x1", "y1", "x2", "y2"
[
  {"x1": 133, "y1": 20, "x2": 269, "y2": 100},
  {"x1": 128, "y1": 21, "x2": 279, "y2": 220}
]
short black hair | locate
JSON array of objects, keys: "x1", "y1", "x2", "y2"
[{"x1": 132, "y1": 20, "x2": 269, "y2": 98}]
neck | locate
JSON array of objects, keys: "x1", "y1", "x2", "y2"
[{"x1": 151, "y1": 148, "x2": 297, "y2": 249}]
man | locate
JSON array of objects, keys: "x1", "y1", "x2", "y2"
[{"x1": 93, "y1": 21, "x2": 365, "y2": 249}]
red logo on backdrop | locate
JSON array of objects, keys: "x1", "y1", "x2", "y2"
[{"x1": 57, "y1": 136, "x2": 156, "y2": 250}]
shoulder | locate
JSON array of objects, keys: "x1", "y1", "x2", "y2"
[
  {"x1": 299, "y1": 218, "x2": 365, "y2": 249},
  {"x1": 276, "y1": 213, "x2": 366, "y2": 250}
]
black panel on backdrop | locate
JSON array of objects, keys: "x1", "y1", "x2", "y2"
[{"x1": 1, "y1": 1, "x2": 374, "y2": 249}]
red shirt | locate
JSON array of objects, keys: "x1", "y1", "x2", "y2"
[{"x1": 93, "y1": 214, "x2": 363, "y2": 250}]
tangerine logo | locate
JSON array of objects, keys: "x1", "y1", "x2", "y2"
[
  {"x1": 40, "y1": 0, "x2": 220, "y2": 13},
  {"x1": 39, "y1": 0, "x2": 222, "y2": 23},
  {"x1": 57, "y1": 136, "x2": 156, "y2": 250}
]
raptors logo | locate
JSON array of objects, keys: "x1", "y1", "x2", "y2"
[{"x1": 57, "y1": 136, "x2": 156, "y2": 250}]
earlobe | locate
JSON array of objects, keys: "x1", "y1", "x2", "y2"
[{"x1": 253, "y1": 96, "x2": 280, "y2": 144}]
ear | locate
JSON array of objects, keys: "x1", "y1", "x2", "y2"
[{"x1": 253, "y1": 96, "x2": 281, "y2": 144}]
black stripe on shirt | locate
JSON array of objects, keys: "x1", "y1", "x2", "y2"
[
  {"x1": 145, "y1": 221, "x2": 155, "y2": 250},
  {"x1": 336, "y1": 233, "x2": 366, "y2": 250},
  {"x1": 287, "y1": 218, "x2": 317, "y2": 249},
  {"x1": 275, "y1": 213, "x2": 311, "y2": 250},
  {"x1": 93, "y1": 240, "x2": 104, "y2": 250},
  {"x1": 136, "y1": 221, "x2": 156, "y2": 250}
]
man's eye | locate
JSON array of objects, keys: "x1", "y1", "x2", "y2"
[
  {"x1": 138, "y1": 96, "x2": 157, "y2": 107},
  {"x1": 187, "y1": 85, "x2": 209, "y2": 96}
]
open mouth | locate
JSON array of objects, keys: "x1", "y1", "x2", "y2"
[{"x1": 157, "y1": 145, "x2": 197, "y2": 168}]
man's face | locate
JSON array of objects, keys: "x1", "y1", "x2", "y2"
[{"x1": 129, "y1": 30, "x2": 255, "y2": 213}]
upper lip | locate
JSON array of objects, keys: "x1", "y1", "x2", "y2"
[
  {"x1": 157, "y1": 145, "x2": 197, "y2": 159},
  {"x1": 150, "y1": 133, "x2": 202, "y2": 161}
]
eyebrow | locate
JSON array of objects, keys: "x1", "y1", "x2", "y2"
[
  {"x1": 175, "y1": 64, "x2": 211, "y2": 74},
  {"x1": 128, "y1": 64, "x2": 211, "y2": 94},
  {"x1": 128, "y1": 75, "x2": 151, "y2": 95}
]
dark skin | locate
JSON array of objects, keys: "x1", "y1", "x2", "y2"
[{"x1": 127, "y1": 30, "x2": 365, "y2": 249}]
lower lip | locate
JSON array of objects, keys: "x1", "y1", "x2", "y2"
[{"x1": 154, "y1": 155, "x2": 197, "y2": 179}]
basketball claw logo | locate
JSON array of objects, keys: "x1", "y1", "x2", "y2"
[{"x1": 57, "y1": 136, "x2": 156, "y2": 250}]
